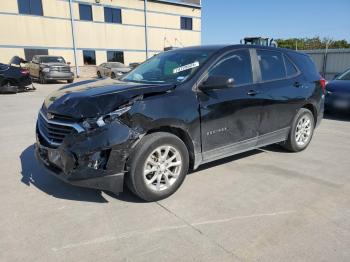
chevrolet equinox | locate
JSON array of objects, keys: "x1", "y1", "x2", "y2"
[{"x1": 35, "y1": 45, "x2": 325, "y2": 201}]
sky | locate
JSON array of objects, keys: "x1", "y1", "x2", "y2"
[{"x1": 201, "y1": 0, "x2": 350, "y2": 45}]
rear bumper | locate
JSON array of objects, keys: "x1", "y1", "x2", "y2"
[{"x1": 325, "y1": 94, "x2": 350, "y2": 112}]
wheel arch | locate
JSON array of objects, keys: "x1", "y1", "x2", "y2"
[
  {"x1": 146, "y1": 126, "x2": 195, "y2": 170},
  {"x1": 301, "y1": 103, "x2": 317, "y2": 126}
]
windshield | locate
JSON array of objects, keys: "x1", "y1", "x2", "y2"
[
  {"x1": 122, "y1": 49, "x2": 214, "y2": 84},
  {"x1": 40, "y1": 56, "x2": 66, "y2": 63},
  {"x1": 336, "y1": 69, "x2": 350, "y2": 80},
  {"x1": 109, "y1": 62, "x2": 126, "y2": 68}
]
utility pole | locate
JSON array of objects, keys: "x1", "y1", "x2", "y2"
[
  {"x1": 323, "y1": 39, "x2": 333, "y2": 78},
  {"x1": 144, "y1": 0, "x2": 149, "y2": 59},
  {"x1": 69, "y1": 0, "x2": 79, "y2": 77}
]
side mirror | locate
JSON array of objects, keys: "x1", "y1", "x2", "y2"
[
  {"x1": 199, "y1": 75, "x2": 234, "y2": 90},
  {"x1": 333, "y1": 73, "x2": 340, "y2": 80}
]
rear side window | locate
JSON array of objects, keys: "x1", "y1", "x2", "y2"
[
  {"x1": 284, "y1": 55, "x2": 298, "y2": 77},
  {"x1": 257, "y1": 50, "x2": 286, "y2": 81},
  {"x1": 287, "y1": 52, "x2": 320, "y2": 81},
  {"x1": 209, "y1": 49, "x2": 252, "y2": 86}
]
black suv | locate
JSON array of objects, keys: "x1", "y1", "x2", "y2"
[
  {"x1": 35, "y1": 45, "x2": 325, "y2": 201},
  {"x1": 28, "y1": 55, "x2": 74, "y2": 84}
]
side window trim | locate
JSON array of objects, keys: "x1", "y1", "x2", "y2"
[{"x1": 196, "y1": 48, "x2": 255, "y2": 89}]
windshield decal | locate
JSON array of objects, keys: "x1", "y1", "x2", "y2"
[{"x1": 173, "y1": 61, "x2": 199, "y2": 74}]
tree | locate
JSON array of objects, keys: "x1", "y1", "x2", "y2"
[{"x1": 276, "y1": 37, "x2": 350, "y2": 50}]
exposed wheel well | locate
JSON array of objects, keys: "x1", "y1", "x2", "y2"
[
  {"x1": 147, "y1": 126, "x2": 195, "y2": 169},
  {"x1": 302, "y1": 104, "x2": 317, "y2": 125}
]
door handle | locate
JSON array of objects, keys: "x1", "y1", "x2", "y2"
[
  {"x1": 247, "y1": 90, "x2": 259, "y2": 96},
  {"x1": 293, "y1": 82, "x2": 303, "y2": 88}
]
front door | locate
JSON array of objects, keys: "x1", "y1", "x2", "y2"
[{"x1": 198, "y1": 49, "x2": 263, "y2": 161}]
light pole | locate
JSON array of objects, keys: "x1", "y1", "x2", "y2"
[
  {"x1": 69, "y1": 0, "x2": 79, "y2": 77},
  {"x1": 144, "y1": 0, "x2": 149, "y2": 59}
]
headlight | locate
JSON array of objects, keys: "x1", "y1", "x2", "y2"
[
  {"x1": 42, "y1": 68, "x2": 50, "y2": 73},
  {"x1": 82, "y1": 106, "x2": 131, "y2": 131},
  {"x1": 116, "y1": 72, "x2": 123, "y2": 76}
]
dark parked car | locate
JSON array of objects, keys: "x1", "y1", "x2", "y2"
[
  {"x1": 27, "y1": 55, "x2": 74, "y2": 84},
  {"x1": 35, "y1": 45, "x2": 325, "y2": 201},
  {"x1": 325, "y1": 68, "x2": 350, "y2": 113},
  {"x1": 0, "y1": 56, "x2": 32, "y2": 94}
]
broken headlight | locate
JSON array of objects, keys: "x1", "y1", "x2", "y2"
[{"x1": 82, "y1": 106, "x2": 131, "y2": 131}]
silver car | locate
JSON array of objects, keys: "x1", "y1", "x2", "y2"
[{"x1": 96, "y1": 62, "x2": 131, "y2": 79}]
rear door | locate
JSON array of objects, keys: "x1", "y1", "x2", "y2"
[
  {"x1": 255, "y1": 49, "x2": 305, "y2": 143},
  {"x1": 198, "y1": 49, "x2": 263, "y2": 160}
]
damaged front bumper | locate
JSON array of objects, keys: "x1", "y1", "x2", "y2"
[{"x1": 35, "y1": 118, "x2": 141, "y2": 194}]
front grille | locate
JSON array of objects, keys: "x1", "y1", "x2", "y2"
[
  {"x1": 37, "y1": 110, "x2": 84, "y2": 147},
  {"x1": 51, "y1": 66, "x2": 71, "y2": 73}
]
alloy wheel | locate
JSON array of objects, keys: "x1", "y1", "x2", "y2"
[
  {"x1": 295, "y1": 115, "x2": 312, "y2": 147},
  {"x1": 143, "y1": 145, "x2": 182, "y2": 192}
]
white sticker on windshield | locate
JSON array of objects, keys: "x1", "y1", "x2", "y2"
[{"x1": 173, "y1": 61, "x2": 199, "y2": 74}]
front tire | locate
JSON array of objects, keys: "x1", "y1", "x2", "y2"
[
  {"x1": 97, "y1": 71, "x2": 102, "y2": 78},
  {"x1": 282, "y1": 108, "x2": 315, "y2": 152},
  {"x1": 126, "y1": 132, "x2": 189, "y2": 202},
  {"x1": 67, "y1": 79, "x2": 73, "y2": 84},
  {"x1": 111, "y1": 72, "x2": 116, "y2": 79}
]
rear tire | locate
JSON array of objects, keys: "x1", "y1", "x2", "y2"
[
  {"x1": 282, "y1": 108, "x2": 315, "y2": 152},
  {"x1": 126, "y1": 132, "x2": 189, "y2": 202},
  {"x1": 67, "y1": 79, "x2": 73, "y2": 84}
]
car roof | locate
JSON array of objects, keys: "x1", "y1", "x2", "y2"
[
  {"x1": 172, "y1": 44, "x2": 303, "y2": 55},
  {"x1": 35, "y1": 55, "x2": 63, "y2": 57}
]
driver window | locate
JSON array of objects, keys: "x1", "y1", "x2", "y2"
[{"x1": 209, "y1": 49, "x2": 253, "y2": 86}]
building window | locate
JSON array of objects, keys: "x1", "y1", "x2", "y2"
[
  {"x1": 83, "y1": 50, "x2": 96, "y2": 65},
  {"x1": 180, "y1": 17, "x2": 192, "y2": 30},
  {"x1": 104, "y1": 7, "x2": 122, "y2": 24},
  {"x1": 24, "y1": 48, "x2": 48, "y2": 61},
  {"x1": 107, "y1": 51, "x2": 124, "y2": 63},
  {"x1": 17, "y1": 0, "x2": 43, "y2": 16},
  {"x1": 79, "y1": 4, "x2": 93, "y2": 21}
]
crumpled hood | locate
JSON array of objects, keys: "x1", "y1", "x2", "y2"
[
  {"x1": 44, "y1": 78, "x2": 175, "y2": 119},
  {"x1": 326, "y1": 80, "x2": 350, "y2": 93}
]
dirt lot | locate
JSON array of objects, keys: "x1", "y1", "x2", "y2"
[{"x1": 1, "y1": 80, "x2": 350, "y2": 262}]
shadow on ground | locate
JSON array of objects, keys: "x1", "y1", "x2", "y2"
[
  {"x1": 19, "y1": 143, "x2": 288, "y2": 203},
  {"x1": 20, "y1": 145, "x2": 111, "y2": 203},
  {"x1": 324, "y1": 112, "x2": 350, "y2": 122}
]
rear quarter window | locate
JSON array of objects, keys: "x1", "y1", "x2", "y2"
[
  {"x1": 284, "y1": 55, "x2": 298, "y2": 77},
  {"x1": 286, "y1": 51, "x2": 320, "y2": 81}
]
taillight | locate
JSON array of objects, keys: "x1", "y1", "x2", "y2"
[
  {"x1": 20, "y1": 68, "x2": 29, "y2": 75},
  {"x1": 319, "y1": 78, "x2": 327, "y2": 94}
]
